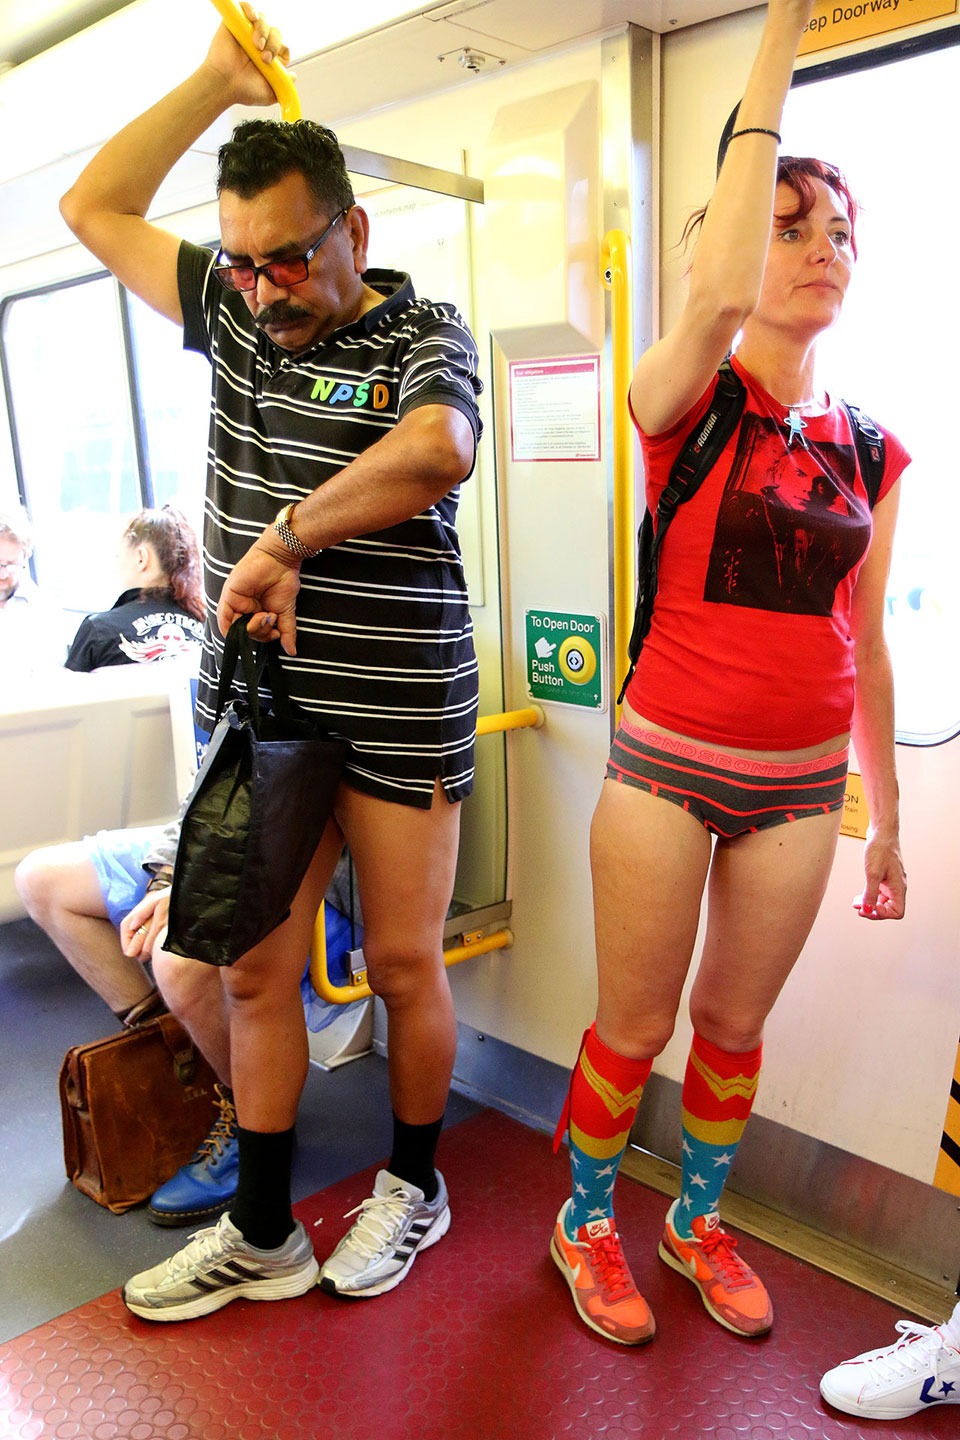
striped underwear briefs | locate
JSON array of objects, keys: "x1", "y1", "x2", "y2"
[{"x1": 606, "y1": 718, "x2": 849, "y2": 839}]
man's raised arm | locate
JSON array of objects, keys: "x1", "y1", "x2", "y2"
[{"x1": 59, "y1": 2, "x2": 288, "y2": 325}]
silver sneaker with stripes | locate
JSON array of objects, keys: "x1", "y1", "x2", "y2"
[
  {"x1": 319, "y1": 1169, "x2": 450, "y2": 1297},
  {"x1": 122, "y1": 1212, "x2": 319, "y2": 1321}
]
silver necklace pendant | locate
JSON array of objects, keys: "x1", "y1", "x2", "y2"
[{"x1": 786, "y1": 407, "x2": 808, "y2": 448}]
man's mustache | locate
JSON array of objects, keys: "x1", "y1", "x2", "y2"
[{"x1": 255, "y1": 303, "x2": 311, "y2": 329}]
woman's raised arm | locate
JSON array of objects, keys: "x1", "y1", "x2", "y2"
[{"x1": 630, "y1": 0, "x2": 815, "y2": 437}]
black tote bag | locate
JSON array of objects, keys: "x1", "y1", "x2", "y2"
[{"x1": 165, "y1": 617, "x2": 347, "y2": 966}]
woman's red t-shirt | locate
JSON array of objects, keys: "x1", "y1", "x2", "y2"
[{"x1": 624, "y1": 354, "x2": 910, "y2": 749}]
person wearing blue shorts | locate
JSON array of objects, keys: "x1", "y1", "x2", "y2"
[{"x1": 16, "y1": 827, "x2": 239, "y2": 1226}]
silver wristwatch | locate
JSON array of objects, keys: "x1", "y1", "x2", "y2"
[{"x1": 273, "y1": 502, "x2": 320, "y2": 560}]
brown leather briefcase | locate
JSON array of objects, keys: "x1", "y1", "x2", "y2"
[{"x1": 59, "y1": 1014, "x2": 219, "y2": 1213}]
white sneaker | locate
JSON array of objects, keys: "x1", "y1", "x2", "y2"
[
  {"x1": 319, "y1": 1169, "x2": 450, "y2": 1298},
  {"x1": 123, "y1": 1212, "x2": 319, "y2": 1322},
  {"x1": 820, "y1": 1318, "x2": 960, "y2": 1419}
]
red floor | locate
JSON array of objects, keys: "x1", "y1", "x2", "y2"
[{"x1": 1, "y1": 1109, "x2": 954, "y2": 1440}]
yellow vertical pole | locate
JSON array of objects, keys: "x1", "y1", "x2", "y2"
[{"x1": 601, "y1": 229, "x2": 633, "y2": 725}]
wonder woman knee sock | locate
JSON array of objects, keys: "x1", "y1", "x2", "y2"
[
  {"x1": 674, "y1": 1032, "x2": 762, "y2": 1240},
  {"x1": 556, "y1": 1024, "x2": 652, "y2": 1238}
]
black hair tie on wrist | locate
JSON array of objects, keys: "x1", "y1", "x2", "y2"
[{"x1": 728, "y1": 127, "x2": 782, "y2": 143}]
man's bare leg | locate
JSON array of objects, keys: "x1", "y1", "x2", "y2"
[
  {"x1": 15, "y1": 844, "x2": 155, "y2": 1015},
  {"x1": 316, "y1": 781, "x2": 461, "y2": 1298},
  {"x1": 152, "y1": 946, "x2": 233, "y2": 1085},
  {"x1": 340, "y1": 780, "x2": 460, "y2": 1124}
]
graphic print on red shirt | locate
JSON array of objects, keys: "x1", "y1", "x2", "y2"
[{"x1": 703, "y1": 414, "x2": 872, "y2": 617}]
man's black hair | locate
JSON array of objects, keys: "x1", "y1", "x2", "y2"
[{"x1": 217, "y1": 119, "x2": 355, "y2": 216}]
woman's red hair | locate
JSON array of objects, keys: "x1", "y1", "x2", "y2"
[{"x1": 681, "y1": 155, "x2": 859, "y2": 257}]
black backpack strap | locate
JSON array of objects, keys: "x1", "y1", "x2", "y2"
[
  {"x1": 618, "y1": 361, "x2": 746, "y2": 704},
  {"x1": 842, "y1": 400, "x2": 885, "y2": 510}
]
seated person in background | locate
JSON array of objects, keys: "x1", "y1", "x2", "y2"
[
  {"x1": 65, "y1": 506, "x2": 205, "y2": 671},
  {"x1": 820, "y1": 1301, "x2": 960, "y2": 1421},
  {"x1": 0, "y1": 505, "x2": 37, "y2": 613},
  {"x1": 15, "y1": 825, "x2": 237, "y2": 1228},
  {"x1": 0, "y1": 504, "x2": 66, "y2": 675}
]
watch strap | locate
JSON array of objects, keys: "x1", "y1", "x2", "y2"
[{"x1": 274, "y1": 503, "x2": 320, "y2": 560}]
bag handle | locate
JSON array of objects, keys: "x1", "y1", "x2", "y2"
[{"x1": 215, "y1": 616, "x2": 298, "y2": 731}]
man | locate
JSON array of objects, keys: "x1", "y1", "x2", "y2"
[
  {"x1": 0, "y1": 505, "x2": 64, "y2": 674},
  {"x1": 0, "y1": 506, "x2": 34, "y2": 611},
  {"x1": 60, "y1": 2, "x2": 481, "y2": 1322}
]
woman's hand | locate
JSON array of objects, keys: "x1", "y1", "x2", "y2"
[
  {"x1": 204, "y1": 2, "x2": 291, "y2": 108},
  {"x1": 121, "y1": 887, "x2": 171, "y2": 960},
  {"x1": 768, "y1": 0, "x2": 817, "y2": 31},
  {"x1": 852, "y1": 827, "x2": 906, "y2": 920}
]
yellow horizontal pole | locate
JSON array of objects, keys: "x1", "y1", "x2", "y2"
[
  {"x1": 442, "y1": 929, "x2": 514, "y2": 966},
  {"x1": 309, "y1": 914, "x2": 514, "y2": 1005},
  {"x1": 476, "y1": 706, "x2": 544, "y2": 737},
  {"x1": 207, "y1": 0, "x2": 302, "y2": 121},
  {"x1": 601, "y1": 228, "x2": 633, "y2": 725}
]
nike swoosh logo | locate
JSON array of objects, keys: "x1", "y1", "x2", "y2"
[{"x1": 570, "y1": 1261, "x2": 581, "y2": 1282}]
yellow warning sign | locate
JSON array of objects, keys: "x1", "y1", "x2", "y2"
[
  {"x1": 840, "y1": 770, "x2": 869, "y2": 840},
  {"x1": 934, "y1": 1037, "x2": 960, "y2": 1197},
  {"x1": 799, "y1": 0, "x2": 958, "y2": 56}
]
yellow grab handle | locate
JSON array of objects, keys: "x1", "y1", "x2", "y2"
[
  {"x1": 309, "y1": 914, "x2": 514, "y2": 1006},
  {"x1": 207, "y1": 0, "x2": 302, "y2": 122},
  {"x1": 475, "y1": 706, "x2": 544, "y2": 737}
]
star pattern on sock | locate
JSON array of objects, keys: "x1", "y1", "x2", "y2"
[
  {"x1": 587, "y1": 1207, "x2": 608, "y2": 1220},
  {"x1": 689, "y1": 1172, "x2": 707, "y2": 1189},
  {"x1": 682, "y1": 1139, "x2": 693, "y2": 1158},
  {"x1": 680, "y1": 1190, "x2": 692, "y2": 1210},
  {"x1": 570, "y1": 1153, "x2": 580, "y2": 1169},
  {"x1": 713, "y1": 1152, "x2": 734, "y2": 1167},
  {"x1": 575, "y1": 1182, "x2": 588, "y2": 1197},
  {"x1": 596, "y1": 1164, "x2": 615, "y2": 1178}
]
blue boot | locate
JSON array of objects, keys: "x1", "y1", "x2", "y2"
[{"x1": 148, "y1": 1085, "x2": 239, "y2": 1227}]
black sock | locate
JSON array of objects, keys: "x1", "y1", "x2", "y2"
[
  {"x1": 228, "y1": 1126, "x2": 295, "y2": 1248},
  {"x1": 388, "y1": 1113, "x2": 443, "y2": 1201}
]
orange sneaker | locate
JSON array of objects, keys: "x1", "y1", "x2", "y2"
[
  {"x1": 550, "y1": 1200, "x2": 655, "y2": 1345},
  {"x1": 658, "y1": 1200, "x2": 773, "y2": 1337}
]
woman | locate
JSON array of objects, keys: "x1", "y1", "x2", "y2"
[
  {"x1": 65, "y1": 505, "x2": 205, "y2": 670},
  {"x1": 551, "y1": 0, "x2": 907, "y2": 1346}
]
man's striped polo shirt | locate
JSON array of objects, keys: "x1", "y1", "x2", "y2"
[{"x1": 178, "y1": 240, "x2": 483, "y2": 808}]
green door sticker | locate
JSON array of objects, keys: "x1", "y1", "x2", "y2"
[{"x1": 525, "y1": 610, "x2": 605, "y2": 709}]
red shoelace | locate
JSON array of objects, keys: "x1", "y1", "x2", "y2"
[
  {"x1": 586, "y1": 1233, "x2": 636, "y2": 1301},
  {"x1": 698, "y1": 1226, "x2": 753, "y2": 1291}
]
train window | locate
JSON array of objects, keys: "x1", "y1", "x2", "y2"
[
  {"x1": 783, "y1": 43, "x2": 960, "y2": 745},
  {"x1": 2, "y1": 278, "x2": 140, "y2": 615},
  {"x1": 125, "y1": 291, "x2": 209, "y2": 531}
]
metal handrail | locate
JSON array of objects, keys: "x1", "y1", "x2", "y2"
[
  {"x1": 476, "y1": 705, "x2": 543, "y2": 736},
  {"x1": 601, "y1": 229, "x2": 634, "y2": 724},
  {"x1": 310, "y1": 925, "x2": 515, "y2": 1005},
  {"x1": 308, "y1": 705, "x2": 541, "y2": 1004},
  {"x1": 207, "y1": 0, "x2": 302, "y2": 121}
]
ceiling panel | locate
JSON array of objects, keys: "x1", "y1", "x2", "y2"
[
  {"x1": 0, "y1": 0, "x2": 132, "y2": 67},
  {"x1": 0, "y1": 0, "x2": 764, "y2": 72}
]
